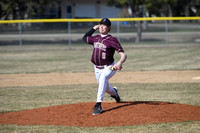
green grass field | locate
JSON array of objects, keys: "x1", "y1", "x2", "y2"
[
  {"x1": 0, "y1": 45, "x2": 200, "y2": 133},
  {"x1": 0, "y1": 45, "x2": 200, "y2": 74}
]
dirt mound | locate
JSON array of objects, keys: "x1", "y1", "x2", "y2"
[{"x1": 1, "y1": 102, "x2": 200, "y2": 127}]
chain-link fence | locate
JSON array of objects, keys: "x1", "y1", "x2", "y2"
[{"x1": 0, "y1": 18, "x2": 200, "y2": 49}]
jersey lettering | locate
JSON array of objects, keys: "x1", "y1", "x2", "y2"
[{"x1": 94, "y1": 42, "x2": 106, "y2": 51}]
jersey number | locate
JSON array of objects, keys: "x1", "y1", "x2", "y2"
[{"x1": 102, "y1": 52, "x2": 106, "y2": 59}]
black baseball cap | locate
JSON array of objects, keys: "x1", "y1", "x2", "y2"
[{"x1": 99, "y1": 18, "x2": 111, "y2": 26}]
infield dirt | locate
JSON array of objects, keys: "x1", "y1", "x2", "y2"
[
  {"x1": 0, "y1": 70, "x2": 200, "y2": 87},
  {"x1": 0, "y1": 70, "x2": 200, "y2": 127}
]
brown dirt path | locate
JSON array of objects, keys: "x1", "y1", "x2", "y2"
[{"x1": 0, "y1": 70, "x2": 200, "y2": 87}]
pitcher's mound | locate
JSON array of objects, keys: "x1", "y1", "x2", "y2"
[{"x1": 0, "y1": 101, "x2": 200, "y2": 127}]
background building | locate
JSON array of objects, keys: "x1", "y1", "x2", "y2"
[{"x1": 60, "y1": 0, "x2": 121, "y2": 18}]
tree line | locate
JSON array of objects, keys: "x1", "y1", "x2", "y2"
[
  {"x1": 0, "y1": 0, "x2": 199, "y2": 20},
  {"x1": 107, "y1": 0, "x2": 200, "y2": 18},
  {"x1": 0, "y1": 0, "x2": 58, "y2": 20}
]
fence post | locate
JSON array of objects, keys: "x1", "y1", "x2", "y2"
[
  {"x1": 68, "y1": 22, "x2": 71, "y2": 47},
  {"x1": 165, "y1": 20, "x2": 169, "y2": 46},
  {"x1": 117, "y1": 21, "x2": 120, "y2": 42},
  {"x1": 18, "y1": 23, "x2": 23, "y2": 50}
]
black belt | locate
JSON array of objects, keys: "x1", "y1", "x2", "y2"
[
  {"x1": 95, "y1": 63, "x2": 113, "y2": 69},
  {"x1": 96, "y1": 66, "x2": 105, "y2": 69}
]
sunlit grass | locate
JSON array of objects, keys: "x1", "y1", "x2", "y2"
[{"x1": 0, "y1": 45, "x2": 200, "y2": 74}]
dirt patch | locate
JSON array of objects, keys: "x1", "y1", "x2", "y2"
[
  {"x1": 0, "y1": 71, "x2": 200, "y2": 127},
  {"x1": 0, "y1": 70, "x2": 200, "y2": 87},
  {"x1": 0, "y1": 102, "x2": 200, "y2": 127}
]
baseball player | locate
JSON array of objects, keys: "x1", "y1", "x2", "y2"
[{"x1": 82, "y1": 18, "x2": 127, "y2": 115}]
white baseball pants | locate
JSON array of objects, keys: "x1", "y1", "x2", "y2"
[{"x1": 94, "y1": 64, "x2": 117, "y2": 102}]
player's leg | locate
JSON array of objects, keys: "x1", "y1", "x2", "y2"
[
  {"x1": 105, "y1": 83, "x2": 117, "y2": 95},
  {"x1": 96, "y1": 67, "x2": 116, "y2": 102},
  {"x1": 93, "y1": 66, "x2": 103, "y2": 115},
  {"x1": 93, "y1": 66, "x2": 117, "y2": 115}
]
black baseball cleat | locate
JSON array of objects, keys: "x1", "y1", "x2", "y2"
[
  {"x1": 111, "y1": 87, "x2": 120, "y2": 103},
  {"x1": 92, "y1": 104, "x2": 102, "y2": 115}
]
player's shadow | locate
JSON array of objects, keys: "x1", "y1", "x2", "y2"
[{"x1": 102, "y1": 101, "x2": 174, "y2": 113}]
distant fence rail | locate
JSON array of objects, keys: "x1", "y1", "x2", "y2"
[{"x1": 0, "y1": 17, "x2": 200, "y2": 23}]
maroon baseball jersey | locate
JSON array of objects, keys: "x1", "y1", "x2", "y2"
[{"x1": 87, "y1": 35, "x2": 124, "y2": 66}]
